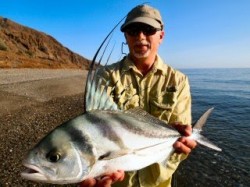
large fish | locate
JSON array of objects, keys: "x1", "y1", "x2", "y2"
[
  {"x1": 21, "y1": 18, "x2": 222, "y2": 184},
  {"x1": 21, "y1": 107, "x2": 221, "y2": 184}
]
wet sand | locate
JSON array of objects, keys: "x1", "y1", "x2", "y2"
[{"x1": 0, "y1": 69, "x2": 87, "y2": 187}]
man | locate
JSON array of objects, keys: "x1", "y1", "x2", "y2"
[{"x1": 80, "y1": 4, "x2": 196, "y2": 187}]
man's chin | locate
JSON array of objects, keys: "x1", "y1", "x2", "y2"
[{"x1": 133, "y1": 51, "x2": 150, "y2": 59}]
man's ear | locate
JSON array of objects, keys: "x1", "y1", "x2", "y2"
[
  {"x1": 160, "y1": 31, "x2": 165, "y2": 40},
  {"x1": 159, "y1": 31, "x2": 165, "y2": 44}
]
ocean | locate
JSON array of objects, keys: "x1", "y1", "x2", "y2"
[{"x1": 173, "y1": 68, "x2": 250, "y2": 187}]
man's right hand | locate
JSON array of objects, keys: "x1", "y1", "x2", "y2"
[{"x1": 79, "y1": 170, "x2": 125, "y2": 187}]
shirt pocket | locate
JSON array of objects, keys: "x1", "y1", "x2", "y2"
[
  {"x1": 117, "y1": 88, "x2": 139, "y2": 110},
  {"x1": 149, "y1": 90, "x2": 178, "y2": 116}
]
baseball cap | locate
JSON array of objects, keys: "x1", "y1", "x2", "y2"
[{"x1": 121, "y1": 4, "x2": 163, "y2": 32}]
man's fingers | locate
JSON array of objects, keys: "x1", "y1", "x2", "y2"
[
  {"x1": 110, "y1": 170, "x2": 125, "y2": 182},
  {"x1": 79, "y1": 170, "x2": 125, "y2": 187},
  {"x1": 179, "y1": 137, "x2": 197, "y2": 149},
  {"x1": 174, "y1": 141, "x2": 191, "y2": 154},
  {"x1": 173, "y1": 137, "x2": 197, "y2": 154},
  {"x1": 79, "y1": 178, "x2": 97, "y2": 187},
  {"x1": 96, "y1": 177, "x2": 112, "y2": 187},
  {"x1": 172, "y1": 123, "x2": 192, "y2": 136},
  {"x1": 183, "y1": 125, "x2": 192, "y2": 136}
]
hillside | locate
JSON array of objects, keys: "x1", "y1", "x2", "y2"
[{"x1": 0, "y1": 17, "x2": 90, "y2": 69}]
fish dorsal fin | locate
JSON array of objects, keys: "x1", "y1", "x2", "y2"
[
  {"x1": 84, "y1": 17, "x2": 126, "y2": 112},
  {"x1": 85, "y1": 73, "x2": 119, "y2": 111}
]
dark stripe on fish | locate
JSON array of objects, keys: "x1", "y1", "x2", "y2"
[
  {"x1": 85, "y1": 112, "x2": 126, "y2": 149},
  {"x1": 65, "y1": 126, "x2": 94, "y2": 155},
  {"x1": 112, "y1": 113, "x2": 178, "y2": 139}
]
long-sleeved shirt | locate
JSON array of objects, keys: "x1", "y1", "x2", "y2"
[{"x1": 96, "y1": 54, "x2": 192, "y2": 187}]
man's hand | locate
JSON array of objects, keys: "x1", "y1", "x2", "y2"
[
  {"x1": 172, "y1": 123, "x2": 197, "y2": 154},
  {"x1": 78, "y1": 170, "x2": 125, "y2": 187}
]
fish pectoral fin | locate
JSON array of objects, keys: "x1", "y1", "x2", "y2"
[
  {"x1": 98, "y1": 149, "x2": 132, "y2": 160},
  {"x1": 131, "y1": 141, "x2": 171, "y2": 156},
  {"x1": 98, "y1": 141, "x2": 170, "y2": 161}
]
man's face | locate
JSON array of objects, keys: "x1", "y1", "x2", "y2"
[{"x1": 124, "y1": 23, "x2": 164, "y2": 60}]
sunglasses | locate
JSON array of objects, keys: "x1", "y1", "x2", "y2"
[{"x1": 125, "y1": 25, "x2": 161, "y2": 36}]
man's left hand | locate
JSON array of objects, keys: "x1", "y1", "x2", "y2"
[
  {"x1": 171, "y1": 123, "x2": 197, "y2": 154},
  {"x1": 78, "y1": 170, "x2": 125, "y2": 187}
]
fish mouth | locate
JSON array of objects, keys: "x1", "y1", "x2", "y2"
[{"x1": 21, "y1": 164, "x2": 47, "y2": 181}]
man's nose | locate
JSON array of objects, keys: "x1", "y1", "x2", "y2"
[{"x1": 136, "y1": 31, "x2": 146, "y2": 38}]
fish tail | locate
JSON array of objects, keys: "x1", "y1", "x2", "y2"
[{"x1": 192, "y1": 108, "x2": 222, "y2": 151}]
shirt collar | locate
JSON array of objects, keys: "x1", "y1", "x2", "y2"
[{"x1": 121, "y1": 54, "x2": 167, "y2": 75}]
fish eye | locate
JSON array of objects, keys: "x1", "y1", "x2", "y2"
[{"x1": 46, "y1": 151, "x2": 61, "y2": 163}]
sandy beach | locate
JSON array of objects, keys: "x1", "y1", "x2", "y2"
[{"x1": 0, "y1": 69, "x2": 87, "y2": 186}]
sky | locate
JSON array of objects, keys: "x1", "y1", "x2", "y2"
[{"x1": 1, "y1": 0, "x2": 250, "y2": 69}]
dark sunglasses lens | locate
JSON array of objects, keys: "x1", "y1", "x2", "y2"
[
  {"x1": 126, "y1": 26, "x2": 159, "y2": 36},
  {"x1": 126, "y1": 29, "x2": 138, "y2": 36},
  {"x1": 144, "y1": 27, "x2": 157, "y2": 35}
]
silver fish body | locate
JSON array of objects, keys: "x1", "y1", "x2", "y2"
[
  {"x1": 21, "y1": 108, "x2": 221, "y2": 184},
  {"x1": 21, "y1": 108, "x2": 180, "y2": 184}
]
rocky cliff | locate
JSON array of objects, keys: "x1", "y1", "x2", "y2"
[{"x1": 0, "y1": 17, "x2": 90, "y2": 69}]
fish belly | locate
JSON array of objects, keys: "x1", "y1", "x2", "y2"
[{"x1": 87, "y1": 136, "x2": 178, "y2": 178}]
